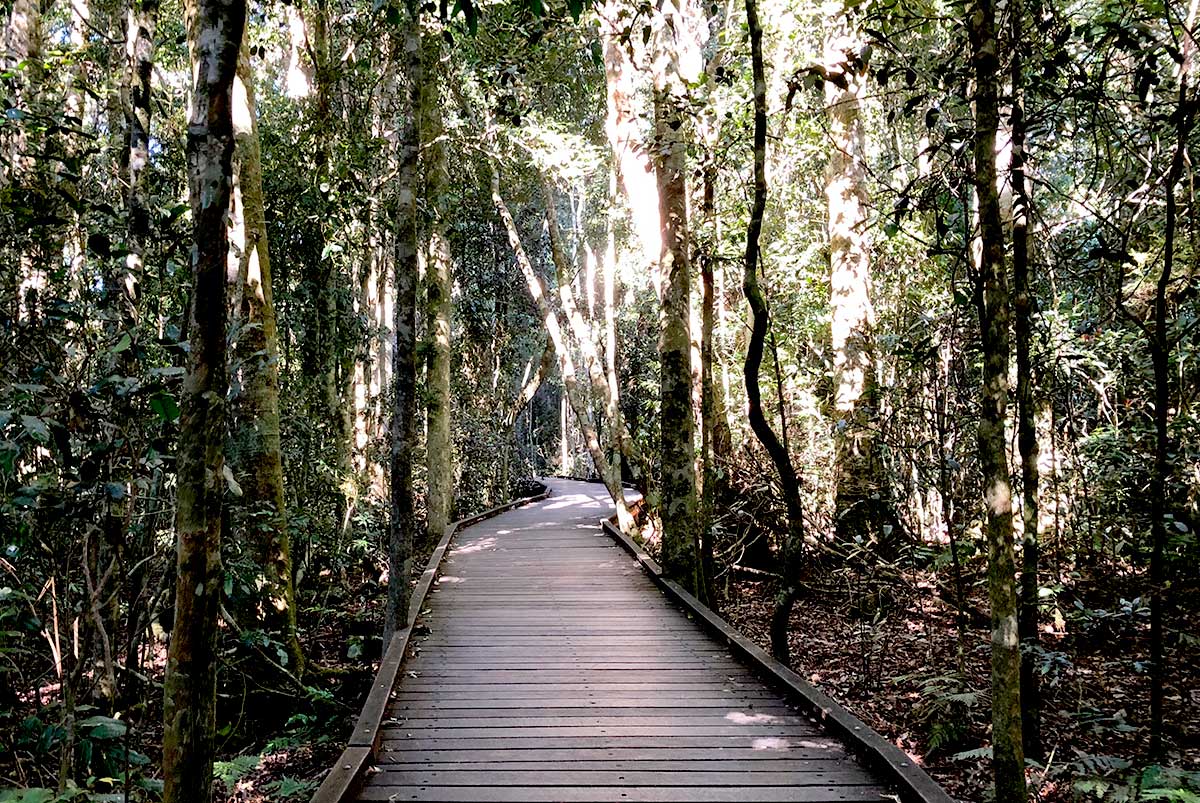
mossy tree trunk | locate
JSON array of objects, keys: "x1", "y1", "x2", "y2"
[
  {"x1": 227, "y1": 31, "x2": 303, "y2": 675},
  {"x1": 969, "y1": 0, "x2": 1026, "y2": 796},
  {"x1": 421, "y1": 29, "x2": 454, "y2": 541},
  {"x1": 162, "y1": 0, "x2": 243, "y2": 799}
]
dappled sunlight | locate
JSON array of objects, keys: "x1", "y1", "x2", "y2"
[
  {"x1": 725, "y1": 711, "x2": 779, "y2": 724},
  {"x1": 450, "y1": 536, "x2": 497, "y2": 555},
  {"x1": 751, "y1": 737, "x2": 791, "y2": 750}
]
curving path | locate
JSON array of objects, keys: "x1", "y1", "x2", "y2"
[{"x1": 357, "y1": 479, "x2": 896, "y2": 802}]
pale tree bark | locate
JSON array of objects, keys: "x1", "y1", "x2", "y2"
[
  {"x1": 596, "y1": 0, "x2": 662, "y2": 296},
  {"x1": 123, "y1": 0, "x2": 158, "y2": 321},
  {"x1": 823, "y1": 11, "x2": 895, "y2": 550},
  {"x1": 385, "y1": 0, "x2": 420, "y2": 642},
  {"x1": 651, "y1": 0, "x2": 705, "y2": 598},
  {"x1": 2, "y1": 0, "x2": 41, "y2": 186},
  {"x1": 969, "y1": 0, "x2": 1026, "y2": 796},
  {"x1": 743, "y1": 0, "x2": 805, "y2": 663},
  {"x1": 422, "y1": 29, "x2": 455, "y2": 540},
  {"x1": 162, "y1": 0, "x2": 243, "y2": 800},
  {"x1": 491, "y1": 162, "x2": 634, "y2": 532},
  {"x1": 227, "y1": 32, "x2": 304, "y2": 675},
  {"x1": 1010, "y1": 0, "x2": 1041, "y2": 760}
]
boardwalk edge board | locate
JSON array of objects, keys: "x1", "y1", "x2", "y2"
[
  {"x1": 600, "y1": 518, "x2": 957, "y2": 803},
  {"x1": 308, "y1": 482, "x2": 551, "y2": 803}
]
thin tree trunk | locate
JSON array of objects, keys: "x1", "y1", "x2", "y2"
[
  {"x1": 1148, "y1": 0, "x2": 1195, "y2": 753},
  {"x1": 969, "y1": 0, "x2": 1026, "y2": 796},
  {"x1": 743, "y1": 0, "x2": 805, "y2": 664},
  {"x1": 162, "y1": 0, "x2": 243, "y2": 799},
  {"x1": 227, "y1": 33, "x2": 303, "y2": 674},
  {"x1": 1010, "y1": 0, "x2": 1041, "y2": 759},
  {"x1": 384, "y1": 0, "x2": 420, "y2": 642}
]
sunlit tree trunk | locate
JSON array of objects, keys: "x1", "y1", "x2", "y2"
[
  {"x1": 385, "y1": 0, "x2": 420, "y2": 641},
  {"x1": 824, "y1": 13, "x2": 893, "y2": 551},
  {"x1": 162, "y1": 0, "x2": 243, "y2": 799},
  {"x1": 597, "y1": 0, "x2": 662, "y2": 296},
  {"x1": 227, "y1": 32, "x2": 303, "y2": 674},
  {"x1": 743, "y1": 0, "x2": 804, "y2": 663},
  {"x1": 969, "y1": 0, "x2": 1026, "y2": 796},
  {"x1": 421, "y1": 30, "x2": 454, "y2": 540}
]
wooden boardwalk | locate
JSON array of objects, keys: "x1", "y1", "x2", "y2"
[{"x1": 354, "y1": 479, "x2": 898, "y2": 803}]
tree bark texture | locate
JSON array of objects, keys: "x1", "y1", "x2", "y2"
[
  {"x1": 969, "y1": 0, "x2": 1027, "y2": 796},
  {"x1": 421, "y1": 30, "x2": 455, "y2": 540},
  {"x1": 162, "y1": 0, "x2": 243, "y2": 800},
  {"x1": 652, "y1": 85, "x2": 700, "y2": 594},
  {"x1": 385, "y1": 3, "x2": 420, "y2": 642}
]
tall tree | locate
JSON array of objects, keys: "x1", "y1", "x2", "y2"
[
  {"x1": 652, "y1": 0, "x2": 703, "y2": 596},
  {"x1": 823, "y1": 8, "x2": 893, "y2": 550},
  {"x1": 161, "y1": 0, "x2": 244, "y2": 800},
  {"x1": 969, "y1": 0, "x2": 1026, "y2": 796},
  {"x1": 742, "y1": 0, "x2": 805, "y2": 663},
  {"x1": 422, "y1": 28, "x2": 455, "y2": 536},
  {"x1": 1009, "y1": 0, "x2": 1040, "y2": 759},
  {"x1": 227, "y1": 31, "x2": 304, "y2": 674},
  {"x1": 385, "y1": 0, "x2": 421, "y2": 641}
]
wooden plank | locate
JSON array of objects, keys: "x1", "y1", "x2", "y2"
[
  {"x1": 372, "y1": 769, "x2": 878, "y2": 787},
  {"x1": 374, "y1": 748, "x2": 849, "y2": 763},
  {"x1": 388, "y1": 707, "x2": 802, "y2": 721},
  {"x1": 377, "y1": 725, "x2": 821, "y2": 737},
  {"x1": 600, "y1": 517, "x2": 954, "y2": 803},
  {"x1": 376, "y1": 760, "x2": 855, "y2": 772},
  {"x1": 356, "y1": 785, "x2": 890, "y2": 802},
  {"x1": 376, "y1": 736, "x2": 848, "y2": 751},
  {"x1": 390, "y1": 695, "x2": 783, "y2": 707}
]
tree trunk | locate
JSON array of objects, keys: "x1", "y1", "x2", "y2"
[
  {"x1": 653, "y1": 84, "x2": 701, "y2": 595},
  {"x1": 824, "y1": 12, "x2": 893, "y2": 551},
  {"x1": 385, "y1": 0, "x2": 421, "y2": 642},
  {"x1": 162, "y1": 0, "x2": 243, "y2": 800},
  {"x1": 969, "y1": 0, "x2": 1026, "y2": 797},
  {"x1": 1148, "y1": 1, "x2": 1195, "y2": 753},
  {"x1": 743, "y1": 0, "x2": 805, "y2": 664},
  {"x1": 1010, "y1": 0, "x2": 1041, "y2": 760},
  {"x1": 422, "y1": 30, "x2": 454, "y2": 540},
  {"x1": 227, "y1": 32, "x2": 303, "y2": 675}
]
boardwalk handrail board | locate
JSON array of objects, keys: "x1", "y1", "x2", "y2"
[
  {"x1": 308, "y1": 482, "x2": 552, "y2": 803},
  {"x1": 599, "y1": 518, "x2": 955, "y2": 803}
]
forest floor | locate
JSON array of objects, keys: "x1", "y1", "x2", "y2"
[{"x1": 723, "y1": 572, "x2": 1200, "y2": 802}]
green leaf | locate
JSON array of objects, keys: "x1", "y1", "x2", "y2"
[
  {"x1": 77, "y1": 715, "x2": 126, "y2": 740},
  {"x1": 149, "y1": 392, "x2": 180, "y2": 423},
  {"x1": 111, "y1": 333, "x2": 131, "y2": 354}
]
